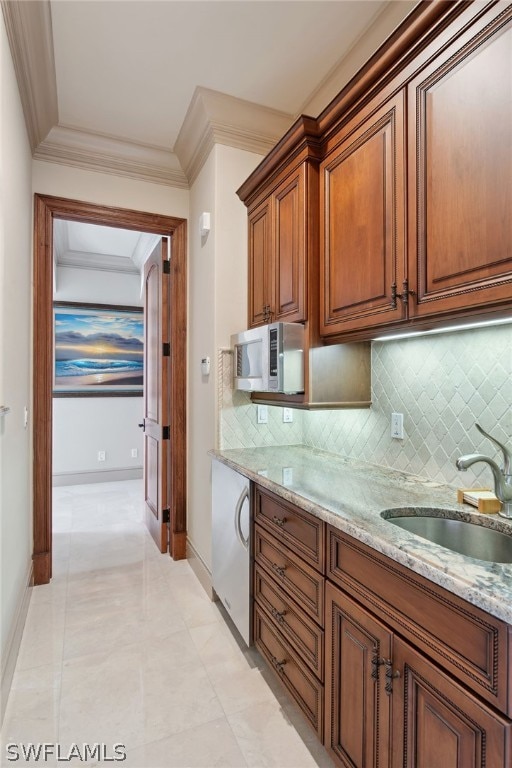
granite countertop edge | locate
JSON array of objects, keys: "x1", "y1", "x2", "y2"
[{"x1": 209, "y1": 445, "x2": 512, "y2": 625}]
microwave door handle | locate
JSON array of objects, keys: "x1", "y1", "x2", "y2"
[{"x1": 234, "y1": 487, "x2": 250, "y2": 550}]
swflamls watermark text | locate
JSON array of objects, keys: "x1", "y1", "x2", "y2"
[{"x1": 5, "y1": 743, "x2": 126, "y2": 762}]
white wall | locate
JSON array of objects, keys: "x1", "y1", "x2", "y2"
[
  {"x1": 0, "y1": 12, "x2": 34, "y2": 711},
  {"x1": 53, "y1": 265, "x2": 144, "y2": 481},
  {"x1": 32, "y1": 161, "x2": 189, "y2": 219},
  {"x1": 55, "y1": 264, "x2": 143, "y2": 306},
  {"x1": 187, "y1": 144, "x2": 263, "y2": 572}
]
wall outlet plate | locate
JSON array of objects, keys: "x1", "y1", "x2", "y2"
[
  {"x1": 257, "y1": 405, "x2": 268, "y2": 424},
  {"x1": 391, "y1": 412, "x2": 404, "y2": 439},
  {"x1": 282, "y1": 408, "x2": 293, "y2": 423},
  {"x1": 131, "y1": 448, "x2": 138, "y2": 458},
  {"x1": 282, "y1": 467, "x2": 293, "y2": 485},
  {"x1": 98, "y1": 450, "x2": 106, "y2": 461}
]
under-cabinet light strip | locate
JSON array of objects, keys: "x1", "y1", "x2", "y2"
[{"x1": 374, "y1": 317, "x2": 512, "y2": 342}]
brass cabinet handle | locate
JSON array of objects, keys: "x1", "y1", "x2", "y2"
[
  {"x1": 271, "y1": 655, "x2": 287, "y2": 674},
  {"x1": 271, "y1": 607, "x2": 287, "y2": 625},
  {"x1": 271, "y1": 562, "x2": 286, "y2": 578},
  {"x1": 371, "y1": 655, "x2": 385, "y2": 680},
  {"x1": 391, "y1": 280, "x2": 415, "y2": 309},
  {"x1": 272, "y1": 515, "x2": 287, "y2": 528},
  {"x1": 384, "y1": 659, "x2": 400, "y2": 694}
]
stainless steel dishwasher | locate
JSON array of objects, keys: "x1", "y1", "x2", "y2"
[{"x1": 211, "y1": 459, "x2": 251, "y2": 645}]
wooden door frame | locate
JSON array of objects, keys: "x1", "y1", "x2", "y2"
[{"x1": 33, "y1": 194, "x2": 187, "y2": 585}]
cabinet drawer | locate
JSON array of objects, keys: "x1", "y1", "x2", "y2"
[
  {"x1": 254, "y1": 486, "x2": 325, "y2": 572},
  {"x1": 254, "y1": 563, "x2": 324, "y2": 681},
  {"x1": 255, "y1": 524, "x2": 324, "y2": 626},
  {"x1": 254, "y1": 602, "x2": 324, "y2": 740},
  {"x1": 328, "y1": 526, "x2": 512, "y2": 717}
]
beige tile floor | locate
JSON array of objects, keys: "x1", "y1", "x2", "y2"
[{"x1": 1, "y1": 480, "x2": 334, "y2": 768}]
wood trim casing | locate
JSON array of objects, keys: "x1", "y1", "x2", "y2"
[{"x1": 33, "y1": 195, "x2": 188, "y2": 583}]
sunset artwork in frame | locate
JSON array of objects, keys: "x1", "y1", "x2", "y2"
[{"x1": 53, "y1": 302, "x2": 144, "y2": 396}]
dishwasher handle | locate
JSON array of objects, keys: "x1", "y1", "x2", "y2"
[{"x1": 234, "y1": 487, "x2": 250, "y2": 550}]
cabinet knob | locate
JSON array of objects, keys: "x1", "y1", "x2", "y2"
[{"x1": 272, "y1": 515, "x2": 287, "y2": 528}]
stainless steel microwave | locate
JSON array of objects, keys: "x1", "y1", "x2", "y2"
[{"x1": 231, "y1": 322, "x2": 304, "y2": 394}]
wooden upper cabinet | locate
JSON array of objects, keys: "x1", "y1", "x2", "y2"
[
  {"x1": 248, "y1": 198, "x2": 272, "y2": 328},
  {"x1": 274, "y1": 169, "x2": 306, "y2": 322},
  {"x1": 320, "y1": 91, "x2": 406, "y2": 337},
  {"x1": 247, "y1": 162, "x2": 309, "y2": 328},
  {"x1": 408, "y1": 4, "x2": 512, "y2": 319}
]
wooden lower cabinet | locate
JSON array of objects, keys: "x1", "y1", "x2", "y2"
[
  {"x1": 392, "y1": 638, "x2": 512, "y2": 768},
  {"x1": 325, "y1": 581, "x2": 512, "y2": 768},
  {"x1": 325, "y1": 582, "x2": 392, "y2": 768}
]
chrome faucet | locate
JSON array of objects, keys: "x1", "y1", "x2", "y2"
[{"x1": 456, "y1": 424, "x2": 512, "y2": 519}]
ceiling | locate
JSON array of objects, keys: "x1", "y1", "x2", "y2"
[
  {"x1": 5, "y1": 0, "x2": 417, "y2": 272},
  {"x1": 53, "y1": 220, "x2": 160, "y2": 275},
  {"x1": 49, "y1": 0, "x2": 387, "y2": 150}
]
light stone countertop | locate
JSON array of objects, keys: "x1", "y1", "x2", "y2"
[{"x1": 210, "y1": 444, "x2": 512, "y2": 624}]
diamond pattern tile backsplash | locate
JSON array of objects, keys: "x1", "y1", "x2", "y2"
[
  {"x1": 218, "y1": 349, "x2": 303, "y2": 449},
  {"x1": 218, "y1": 324, "x2": 511, "y2": 488}
]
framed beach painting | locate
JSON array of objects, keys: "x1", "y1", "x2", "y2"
[{"x1": 53, "y1": 302, "x2": 144, "y2": 396}]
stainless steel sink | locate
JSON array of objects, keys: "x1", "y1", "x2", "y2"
[{"x1": 381, "y1": 509, "x2": 512, "y2": 563}]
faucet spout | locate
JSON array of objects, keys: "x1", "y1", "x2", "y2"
[{"x1": 456, "y1": 453, "x2": 512, "y2": 520}]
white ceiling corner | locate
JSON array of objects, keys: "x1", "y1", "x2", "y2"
[
  {"x1": 4, "y1": 0, "x2": 404, "y2": 189},
  {"x1": 174, "y1": 86, "x2": 294, "y2": 186},
  {"x1": 54, "y1": 220, "x2": 159, "y2": 276},
  {"x1": 1, "y1": 0, "x2": 58, "y2": 151}
]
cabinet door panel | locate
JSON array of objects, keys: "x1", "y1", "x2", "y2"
[
  {"x1": 248, "y1": 199, "x2": 272, "y2": 328},
  {"x1": 392, "y1": 638, "x2": 511, "y2": 768},
  {"x1": 321, "y1": 92, "x2": 406, "y2": 337},
  {"x1": 408, "y1": 7, "x2": 512, "y2": 317},
  {"x1": 326, "y1": 582, "x2": 392, "y2": 768},
  {"x1": 274, "y1": 168, "x2": 306, "y2": 322}
]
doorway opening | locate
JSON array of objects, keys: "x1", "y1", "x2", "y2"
[{"x1": 33, "y1": 194, "x2": 187, "y2": 585}]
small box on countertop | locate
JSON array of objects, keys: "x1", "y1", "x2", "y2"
[{"x1": 457, "y1": 487, "x2": 502, "y2": 514}]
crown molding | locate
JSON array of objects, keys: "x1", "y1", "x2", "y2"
[
  {"x1": 1, "y1": 0, "x2": 58, "y2": 152},
  {"x1": 34, "y1": 125, "x2": 189, "y2": 188},
  {"x1": 3, "y1": 2, "x2": 292, "y2": 187},
  {"x1": 175, "y1": 86, "x2": 293, "y2": 185},
  {"x1": 57, "y1": 251, "x2": 140, "y2": 275}
]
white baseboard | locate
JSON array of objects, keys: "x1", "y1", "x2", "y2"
[
  {"x1": 1, "y1": 562, "x2": 33, "y2": 725},
  {"x1": 52, "y1": 466, "x2": 143, "y2": 486},
  {"x1": 186, "y1": 539, "x2": 213, "y2": 600}
]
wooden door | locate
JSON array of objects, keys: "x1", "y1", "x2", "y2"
[
  {"x1": 143, "y1": 238, "x2": 170, "y2": 552},
  {"x1": 407, "y1": 4, "x2": 512, "y2": 319},
  {"x1": 248, "y1": 197, "x2": 272, "y2": 327},
  {"x1": 320, "y1": 91, "x2": 406, "y2": 338},
  {"x1": 391, "y1": 637, "x2": 511, "y2": 768},
  {"x1": 325, "y1": 582, "x2": 392, "y2": 768},
  {"x1": 273, "y1": 166, "x2": 306, "y2": 323}
]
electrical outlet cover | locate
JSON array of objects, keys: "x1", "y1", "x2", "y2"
[{"x1": 257, "y1": 405, "x2": 268, "y2": 424}]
